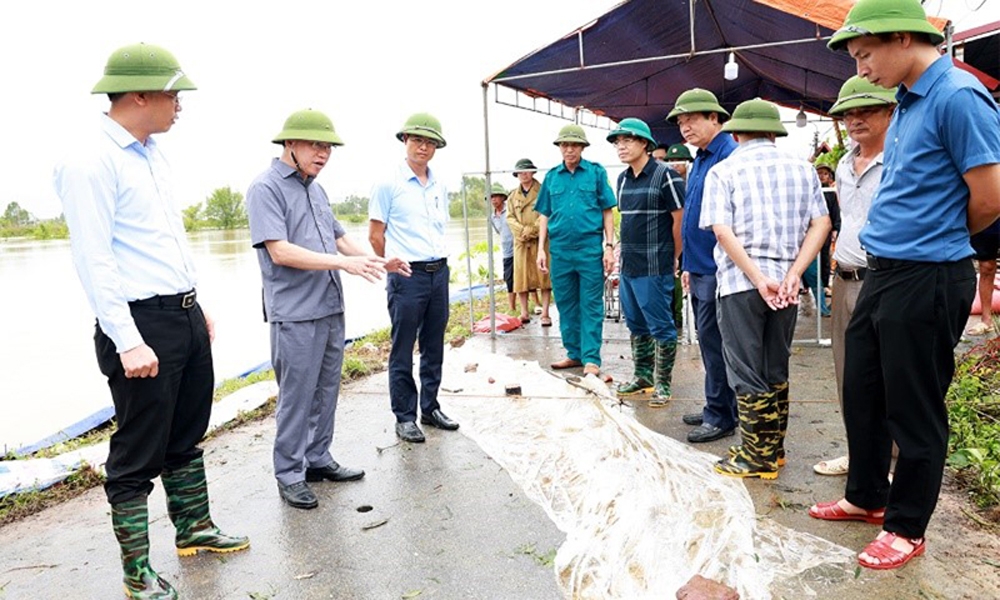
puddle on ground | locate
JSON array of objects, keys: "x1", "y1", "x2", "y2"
[{"x1": 440, "y1": 339, "x2": 854, "y2": 599}]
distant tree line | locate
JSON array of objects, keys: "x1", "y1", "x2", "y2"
[{"x1": 0, "y1": 202, "x2": 69, "y2": 240}]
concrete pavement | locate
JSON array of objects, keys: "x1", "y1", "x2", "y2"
[{"x1": 1, "y1": 313, "x2": 997, "y2": 599}]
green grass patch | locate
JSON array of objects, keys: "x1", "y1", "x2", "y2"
[{"x1": 946, "y1": 339, "x2": 1000, "y2": 513}]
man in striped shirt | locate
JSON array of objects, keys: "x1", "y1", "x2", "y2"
[
  {"x1": 606, "y1": 118, "x2": 685, "y2": 406},
  {"x1": 701, "y1": 99, "x2": 831, "y2": 479}
]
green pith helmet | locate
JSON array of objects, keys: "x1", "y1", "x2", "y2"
[
  {"x1": 272, "y1": 109, "x2": 345, "y2": 145},
  {"x1": 553, "y1": 124, "x2": 590, "y2": 146},
  {"x1": 396, "y1": 112, "x2": 446, "y2": 148},
  {"x1": 512, "y1": 158, "x2": 537, "y2": 177},
  {"x1": 606, "y1": 117, "x2": 657, "y2": 151},
  {"x1": 828, "y1": 0, "x2": 944, "y2": 51},
  {"x1": 92, "y1": 43, "x2": 196, "y2": 94},
  {"x1": 666, "y1": 143, "x2": 693, "y2": 161},
  {"x1": 490, "y1": 182, "x2": 508, "y2": 197},
  {"x1": 722, "y1": 98, "x2": 788, "y2": 137},
  {"x1": 666, "y1": 88, "x2": 730, "y2": 123},
  {"x1": 829, "y1": 76, "x2": 898, "y2": 115}
]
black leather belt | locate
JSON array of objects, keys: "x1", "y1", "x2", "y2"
[
  {"x1": 835, "y1": 267, "x2": 866, "y2": 281},
  {"x1": 410, "y1": 258, "x2": 447, "y2": 273},
  {"x1": 130, "y1": 290, "x2": 197, "y2": 310},
  {"x1": 865, "y1": 254, "x2": 913, "y2": 271}
]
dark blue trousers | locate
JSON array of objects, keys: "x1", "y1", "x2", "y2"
[
  {"x1": 689, "y1": 273, "x2": 738, "y2": 430},
  {"x1": 387, "y1": 266, "x2": 449, "y2": 423}
]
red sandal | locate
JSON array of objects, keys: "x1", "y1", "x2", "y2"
[
  {"x1": 858, "y1": 532, "x2": 925, "y2": 570},
  {"x1": 808, "y1": 500, "x2": 885, "y2": 524}
]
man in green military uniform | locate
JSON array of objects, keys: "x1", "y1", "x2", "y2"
[{"x1": 536, "y1": 125, "x2": 617, "y2": 381}]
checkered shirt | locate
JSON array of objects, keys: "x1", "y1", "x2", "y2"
[
  {"x1": 616, "y1": 159, "x2": 685, "y2": 276},
  {"x1": 700, "y1": 138, "x2": 828, "y2": 297}
]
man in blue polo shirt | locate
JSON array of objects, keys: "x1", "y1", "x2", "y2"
[
  {"x1": 247, "y1": 109, "x2": 409, "y2": 510},
  {"x1": 370, "y1": 113, "x2": 460, "y2": 443},
  {"x1": 606, "y1": 118, "x2": 684, "y2": 406},
  {"x1": 536, "y1": 124, "x2": 617, "y2": 382},
  {"x1": 667, "y1": 89, "x2": 739, "y2": 443},
  {"x1": 810, "y1": 0, "x2": 1000, "y2": 571}
]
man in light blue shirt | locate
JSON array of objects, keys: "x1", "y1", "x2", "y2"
[
  {"x1": 54, "y1": 43, "x2": 246, "y2": 600},
  {"x1": 489, "y1": 184, "x2": 517, "y2": 313},
  {"x1": 369, "y1": 113, "x2": 459, "y2": 443}
]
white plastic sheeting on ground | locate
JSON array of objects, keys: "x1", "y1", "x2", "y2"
[
  {"x1": 440, "y1": 341, "x2": 854, "y2": 599},
  {"x1": 0, "y1": 381, "x2": 277, "y2": 499}
]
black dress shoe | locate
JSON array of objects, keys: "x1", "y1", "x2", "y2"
[
  {"x1": 278, "y1": 481, "x2": 318, "y2": 509},
  {"x1": 306, "y1": 460, "x2": 365, "y2": 482},
  {"x1": 395, "y1": 421, "x2": 426, "y2": 443},
  {"x1": 687, "y1": 423, "x2": 736, "y2": 444},
  {"x1": 682, "y1": 412, "x2": 704, "y2": 426},
  {"x1": 420, "y1": 409, "x2": 460, "y2": 431}
]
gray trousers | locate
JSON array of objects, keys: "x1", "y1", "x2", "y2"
[
  {"x1": 831, "y1": 275, "x2": 863, "y2": 412},
  {"x1": 717, "y1": 290, "x2": 797, "y2": 396},
  {"x1": 271, "y1": 313, "x2": 345, "y2": 486}
]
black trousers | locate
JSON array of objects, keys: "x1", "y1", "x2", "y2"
[
  {"x1": 96, "y1": 301, "x2": 214, "y2": 504},
  {"x1": 717, "y1": 290, "x2": 797, "y2": 396},
  {"x1": 843, "y1": 259, "x2": 974, "y2": 538}
]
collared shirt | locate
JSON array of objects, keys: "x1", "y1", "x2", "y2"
[
  {"x1": 369, "y1": 160, "x2": 449, "y2": 262},
  {"x1": 616, "y1": 158, "x2": 685, "y2": 277},
  {"x1": 490, "y1": 207, "x2": 514, "y2": 258},
  {"x1": 701, "y1": 138, "x2": 828, "y2": 297},
  {"x1": 682, "y1": 132, "x2": 738, "y2": 275},
  {"x1": 833, "y1": 146, "x2": 883, "y2": 269},
  {"x1": 861, "y1": 55, "x2": 1000, "y2": 262},
  {"x1": 535, "y1": 158, "x2": 616, "y2": 248},
  {"x1": 54, "y1": 113, "x2": 197, "y2": 353},
  {"x1": 246, "y1": 158, "x2": 346, "y2": 322}
]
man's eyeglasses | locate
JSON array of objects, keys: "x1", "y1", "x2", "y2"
[
  {"x1": 160, "y1": 91, "x2": 181, "y2": 105},
  {"x1": 612, "y1": 136, "x2": 644, "y2": 147},
  {"x1": 406, "y1": 135, "x2": 438, "y2": 149},
  {"x1": 309, "y1": 141, "x2": 335, "y2": 153}
]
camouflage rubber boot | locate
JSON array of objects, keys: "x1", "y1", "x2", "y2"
[
  {"x1": 772, "y1": 382, "x2": 789, "y2": 467},
  {"x1": 715, "y1": 391, "x2": 780, "y2": 479},
  {"x1": 617, "y1": 335, "x2": 654, "y2": 396},
  {"x1": 649, "y1": 340, "x2": 678, "y2": 408},
  {"x1": 727, "y1": 382, "x2": 789, "y2": 467},
  {"x1": 162, "y1": 456, "x2": 250, "y2": 557},
  {"x1": 112, "y1": 496, "x2": 178, "y2": 600}
]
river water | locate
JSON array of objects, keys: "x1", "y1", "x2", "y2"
[{"x1": 0, "y1": 220, "x2": 490, "y2": 453}]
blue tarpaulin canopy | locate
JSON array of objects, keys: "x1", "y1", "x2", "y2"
[{"x1": 485, "y1": 0, "x2": 947, "y2": 143}]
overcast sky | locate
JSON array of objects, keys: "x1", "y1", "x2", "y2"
[{"x1": 3, "y1": 0, "x2": 997, "y2": 219}]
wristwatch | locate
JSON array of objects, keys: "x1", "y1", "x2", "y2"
[{"x1": 604, "y1": 242, "x2": 614, "y2": 248}]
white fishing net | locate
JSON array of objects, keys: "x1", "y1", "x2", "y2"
[{"x1": 440, "y1": 341, "x2": 854, "y2": 599}]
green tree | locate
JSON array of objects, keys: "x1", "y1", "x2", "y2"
[
  {"x1": 448, "y1": 175, "x2": 487, "y2": 218},
  {"x1": 2, "y1": 201, "x2": 33, "y2": 227},
  {"x1": 183, "y1": 202, "x2": 204, "y2": 232},
  {"x1": 332, "y1": 194, "x2": 369, "y2": 217},
  {"x1": 203, "y1": 187, "x2": 248, "y2": 229}
]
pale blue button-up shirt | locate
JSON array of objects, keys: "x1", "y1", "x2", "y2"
[
  {"x1": 54, "y1": 114, "x2": 197, "y2": 352},
  {"x1": 369, "y1": 160, "x2": 449, "y2": 262}
]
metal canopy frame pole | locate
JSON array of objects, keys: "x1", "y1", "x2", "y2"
[{"x1": 482, "y1": 84, "x2": 497, "y2": 338}]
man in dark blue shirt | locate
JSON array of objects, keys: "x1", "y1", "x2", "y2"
[{"x1": 667, "y1": 89, "x2": 740, "y2": 444}]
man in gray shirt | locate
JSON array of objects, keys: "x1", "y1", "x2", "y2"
[{"x1": 247, "y1": 109, "x2": 410, "y2": 509}]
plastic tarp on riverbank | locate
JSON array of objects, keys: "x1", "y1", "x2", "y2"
[
  {"x1": 486, "y1": 0, "x2": 949, "y2": 143},
  {"x1": 442, "y1": 340, "x2": 855, "y2": 599}
]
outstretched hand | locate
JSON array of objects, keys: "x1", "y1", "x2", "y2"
[{"x1": 343, "y1": 255, "x2": 388, "y2": 283}]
